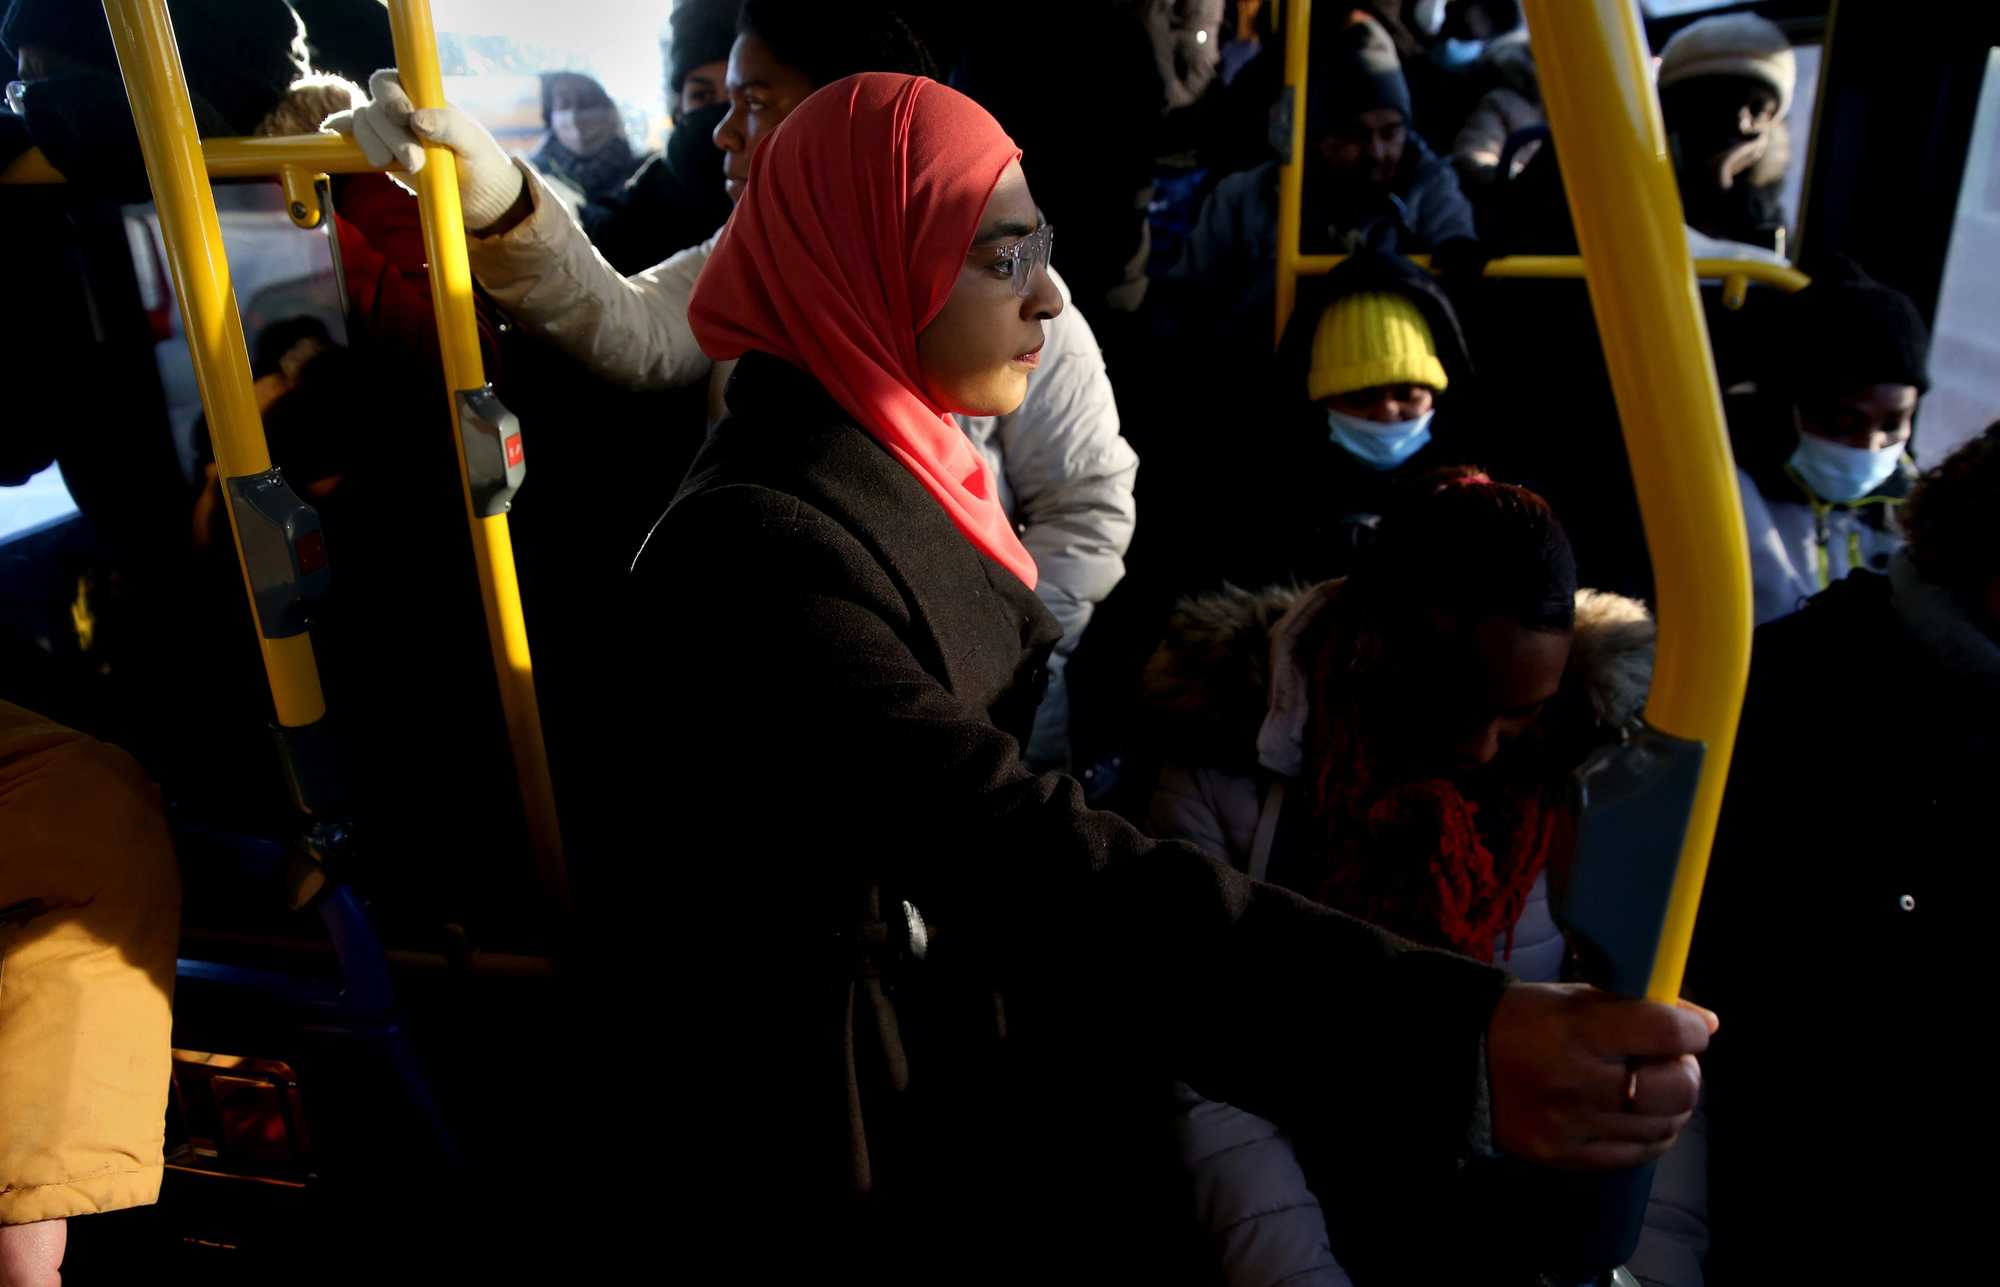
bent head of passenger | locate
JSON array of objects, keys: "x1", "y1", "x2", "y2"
[
  {"x1": 665, "y1": 0, "x2": 737, "y2": 122},
  {"x1": 1307, "y1": 288, "x2": 1449, "y2": 470},
  {"x1": 1310, "y1": 16, "x2": 1410, "y2": 190},
  {"x1": 713, "y1": 0, "x2": 939, "y2": 204},
  {"x1": 1770, "y1": 268, "x2": 1931, "y2": 502},
  {"x1": 1268, "y1": 470, "x2": 1589, "y2": 959},
  {"x1": 1337, "y1": 470, "x2": 1578, "y2": 778},
  {"x1": 1656, "y1": 13, "x2": 1795, "y2": 192}
]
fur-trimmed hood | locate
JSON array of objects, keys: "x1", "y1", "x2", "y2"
[{"x1": 1140, "y1": 579, "x2": 1655, "y2": 775}]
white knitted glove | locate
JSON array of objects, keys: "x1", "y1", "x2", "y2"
[{"x1": 321, "y1": 68, "x2": 525, "y2": 231}]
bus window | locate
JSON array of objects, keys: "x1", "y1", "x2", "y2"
[
  {"x1": 1928, "y1": 47, "x2": 2000, "y2": 463},
  {"x1": 130, "y1": 185, "x2": 350, "y2": 487},
  {"x1": 1775, "y1": 43, "x2": 1820, "y2": 256},
  {"x1": 1641, "y1": 0, "x2": 1747, "y2": 15},
  {"x1": 0, "y1": 463, "x2": 80, "y2": 546},
  {"x1": 430, "y1": 1, "x2": 670, "y2": 157}
]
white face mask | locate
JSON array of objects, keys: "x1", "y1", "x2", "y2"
[
  {"x1": 1787, "y1": 431, "x2": 1904, "y2": 503},
  {"x1": 1327, "y1": 407, "x2": 1435, "y2": 470}
]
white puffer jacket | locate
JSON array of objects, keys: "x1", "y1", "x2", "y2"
[{"x1": 466, "y1": 165, "x2": 1139, "y2": 765}]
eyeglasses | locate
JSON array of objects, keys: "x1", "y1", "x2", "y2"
[{"x1": 983, "y1": 223, "x2": 1055, "y2": 298}]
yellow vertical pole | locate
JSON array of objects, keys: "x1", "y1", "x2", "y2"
[
  {"x1": 100, "y1": 0, "x2": 327, "y2": 731},
  {"x1": 1523, "y1": 0, "x2": 1754, "y2": 1001},
  {"x1": 387, "y1": 0, "x2": 570, "y2": 912},
  {"x1": 1275, "y1": 0, "x2": 1311, "y2": 344}
]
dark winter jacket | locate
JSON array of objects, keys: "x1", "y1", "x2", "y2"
[
  {"x1": 618, "y1": 350, "x2": 1511, "y2": 1278},
  {"x1": 1162, "y1": 136, "x2": 1478, "y2": 333},
  {"x1": 1146, "y1": 581, "x2": 1712, "y2": 1287},
  {"x1": 583, "y1": 100, "x2": 733, "y2": 276},
  {"x1": 1694, "y1": 557, "x2": 1998, "y2": 1281}
]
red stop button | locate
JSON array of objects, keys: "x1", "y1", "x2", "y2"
[
  {"x1": 504, "y1": 433, "x2": 525, "y2": 468},
  {"x1": 294, "y1": 529, "x2": 328, "y2": 576}
]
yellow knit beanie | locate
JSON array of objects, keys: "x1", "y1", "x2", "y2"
[{"x1": 1307, "y1": 291, "x2": 1449, "y2": 401}]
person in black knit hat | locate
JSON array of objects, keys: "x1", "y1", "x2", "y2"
[
  {"x1": 585, "y1": 0, "x2": 739, "y2": 274},
  {"x1": 1, "y1": 0, "x2": 309, "y2": 187},
  {"x1": 1728, "y1": 260, "x2": 1934, "y2": 623},
  {"x1": 664, "y1": 0, "x2": 736, "y2": 122}
]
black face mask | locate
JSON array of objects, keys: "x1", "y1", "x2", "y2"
[
  {"x1": 667, "y1": 98, "x2": 730, "y2": 186},
  {"x1": 8, "y1": 68, "x2": 233, "y2": 198}
]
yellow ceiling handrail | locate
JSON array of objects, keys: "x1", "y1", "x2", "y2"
[{"x1": 1288, "y1": 252, "x2": 1809, "y2": 311}]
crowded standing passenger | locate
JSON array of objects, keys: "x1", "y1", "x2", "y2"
[
  {"x1": 1697, "y1": 423, "x2": 2000, "y2": 1281},
  {"x1": 1447, "y1": 3, "x2": 1544, "y2": 193},
  {"x1": 599, "y1": 69, "x2": 1710, "y2": 1277},
  {"x1": 329, "y1": 0, "x2": 1138, "y2": 771},
  {"x1": 529, "y1": 71, "x2": 638, "y2": 214},
  {"x1": 1656, "y1": 13, "x2": 1796, "y2": 258},
  {"x1": 584, "y1": 0, "x2": 736, "y2": 274},
  {"x1": 1732, "y1": 265, "x2": 1931, "y2": 623},
  {"x1": 1225, "y1": 247, "x2": 1478, "y2": 589},
  {"x1": 1163, "y1": 13, "x2": 1479, "y2": 333},
  {"x1": 1146, "y1": 472, "x2": 1706, "y2": 1284}
]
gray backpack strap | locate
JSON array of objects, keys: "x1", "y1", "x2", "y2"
[{"x1": 1248, "y1": 778, "x2": 1287, "y2": 884}]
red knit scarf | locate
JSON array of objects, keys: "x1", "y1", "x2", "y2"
[{"x1": 1300, "y1": 639, "x2": 1569, "y2": 964}]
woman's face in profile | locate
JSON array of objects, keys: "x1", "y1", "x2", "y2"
[{"x1": 916, "y1": 161, "x2": 1064, "y2": 418}]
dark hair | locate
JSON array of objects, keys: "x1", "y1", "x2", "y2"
[
  {"x1": 1345, "y1": 466, "x2": 1578, "y2": 637},
  {"x1": 1900, "y1": 422, "x2": 2000, "y2": 591},
  {"x1": 539, "y1": 71, "x2": 612, "y2": 126},
  {"x1": 736, "y1": 0, "x2": 939, "y2": 88},
  {"x1": 1456, "y1": 0, "x2": 1524, "y2": 36},
  {"x1": 251, "y1": 315, "x2": 332, "y2": 380},
  {"x1": 665, "y1": 0, "x2": 739, "y2": 100}
]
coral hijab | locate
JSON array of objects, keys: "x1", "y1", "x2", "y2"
[{"x1": 688, "y1": 73, "x2": 1039, "y2": 589}]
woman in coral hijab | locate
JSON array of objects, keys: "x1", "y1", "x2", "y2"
[{"x1": 624, "y1": 73, "x2": 1712, "y2": 1279}]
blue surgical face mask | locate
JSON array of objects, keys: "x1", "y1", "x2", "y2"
[
  {"x1": 1788, "y1": 431, "x2": 1904, "y2": 503},
  {"x1": 1432, "y1": 37, "x2": 1487, "y2": 69},
  {"x1": 1327, "y1": 408, "x2": 1435, "y2": 470}
]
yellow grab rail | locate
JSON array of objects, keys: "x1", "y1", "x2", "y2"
[
  {"x1": 1271, "y1": 0, "x2": 1806, "y2": 341},
  {"x1": 100, "y1": 0, "x2": 327, "y2": 731},
  {"x1": 3, "y1": 136, "x2": 384, "y2": 229},
  {"x1": 1279, "y1": 253, "x2": 1808, "y2": 333},
  {"x1": 1525, "y1": 0, "x2": 1752, "y2": 1002},
  {"x1": 1275, "y1": 0, "x2": 1311, "y2": 345},
  {"x1": 386, "y1": 0, "x2": 569, "y2": 911},
  {"x1": 53, "y1": 2, "x2": 569, "y2": 908}
]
